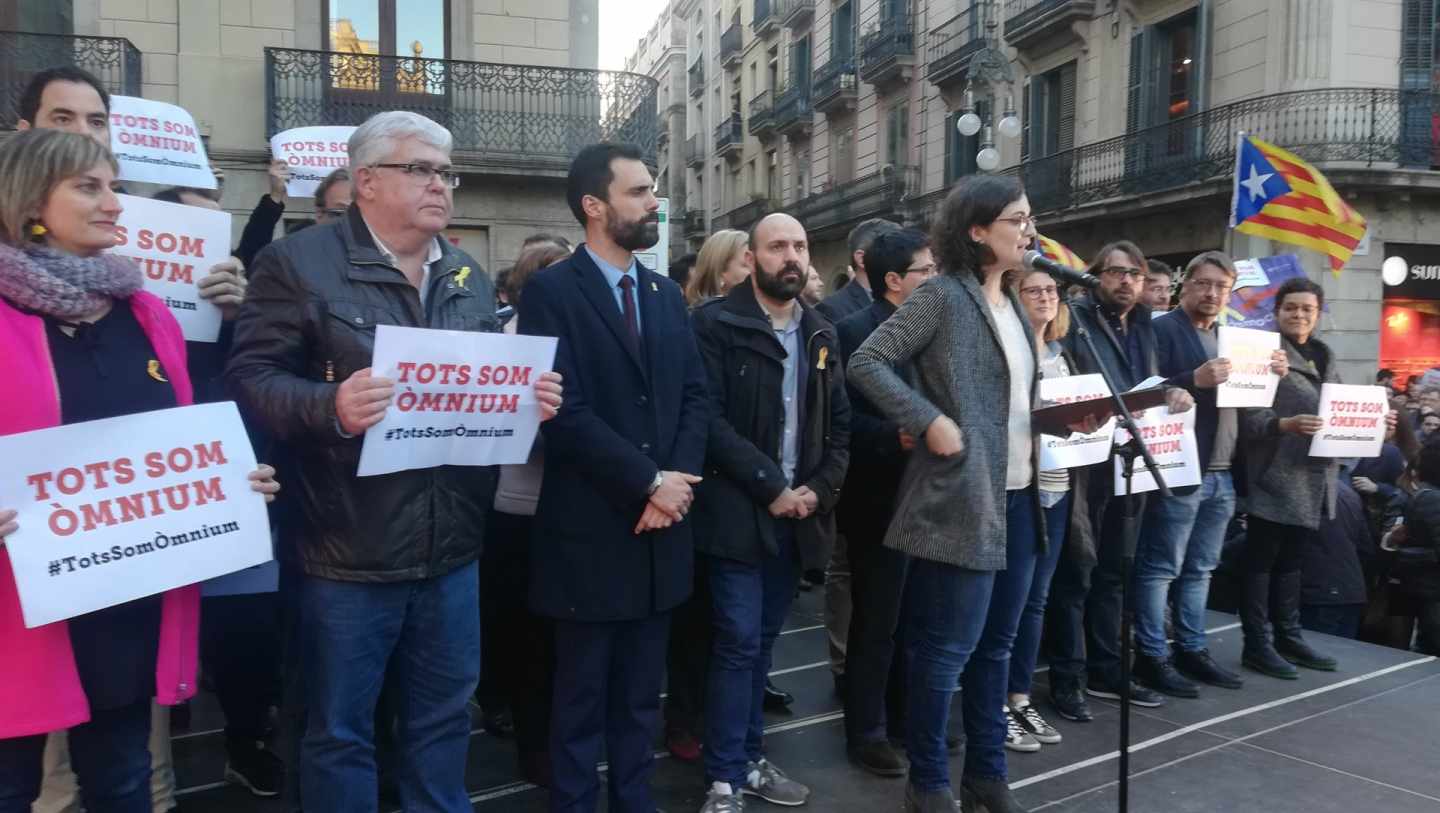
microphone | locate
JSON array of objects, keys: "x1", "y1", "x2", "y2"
[{"x1": 1023, "y1": 249, "x2": 1100, "y2": 290}]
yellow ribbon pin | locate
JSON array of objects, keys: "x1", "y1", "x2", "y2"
[
  {"x1": 455, "y1": 266, "x2": 472, "y2": 289},
  {"x1": 147, "y1": 360, "x2": 168, "y2": 383},
  {"x1": 817, "y1": 347, "x2": 828, "y2": 371}
]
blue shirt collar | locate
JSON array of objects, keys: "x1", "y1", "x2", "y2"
[{"x1": 584, "y1": 244, "x2": 638, "y2": 290}]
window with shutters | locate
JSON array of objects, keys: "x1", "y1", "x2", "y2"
[
  {"x1": 945, "y1": 98, "x2": 989, "y2": 183},
  {"x1": 885, "y1": 101, "x2": 911, "y2": 168},
  {"x1": 1028, "y1": 62, "x2": 1076, "y2": 159},
  {"x1": 833, "y1": 1, "x2": 855, "y2": 62},
  {"x1": 1399, "y1": 0, "x2": 1438, "y2": 166},
  {"x1": 833, "y1": 125, "x2": 856, "y2": 185}
]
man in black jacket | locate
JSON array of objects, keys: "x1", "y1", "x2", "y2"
[
  {"x1": 834, "y1": 227, "x2": 934, "y2": 776},
  {"x1": 227, "y1": 111, "x2": 561, "y2": 813},
  {"x1": 690, "y1": 213, "x2": 850, "y2": 812}
]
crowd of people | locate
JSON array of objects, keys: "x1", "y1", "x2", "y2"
[{"x1": 1, "y1": 64, "x2": 1438, "y2": 813}]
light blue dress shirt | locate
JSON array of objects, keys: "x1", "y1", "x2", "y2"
[{"x1": 585, "y1": 245, "x2": 642, "y2": 335}]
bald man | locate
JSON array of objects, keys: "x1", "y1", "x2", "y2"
[{"x1": 689, "y1": 213, "x2": 851, "y2": 811}]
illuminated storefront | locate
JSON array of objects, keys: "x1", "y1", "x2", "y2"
[{"x1": 1380, "y1": 243, "x2": 1440, "y2": 380}]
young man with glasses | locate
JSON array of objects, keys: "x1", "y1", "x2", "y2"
[{"x1": 1134, "y1": 252, "x2": 1288, "y2": 698}]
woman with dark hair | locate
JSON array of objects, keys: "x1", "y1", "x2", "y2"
[
  {"x1": 1240, "y1": 277, "x2": 1395, "y2": 678},
  {"x1": 849, "y1": 174, "x2": 1041, "y2": 813}
]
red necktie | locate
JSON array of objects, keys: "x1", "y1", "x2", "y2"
[{"x1": 618, "y1": 275, "x2": 640, "y2": 353}]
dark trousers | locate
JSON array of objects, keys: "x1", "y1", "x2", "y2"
[
  {"x1": 480, "y1": 510, "x2": 555, "y2": 763},
  {"x1": 1243, "y1": 516, "x2": 1310, "y2": 576},
  {"x1": 664, "y1": 556, "x2": 712, "y2": 739},
  {"x1": 549, "y1": 614, "x2": 670, "y2": 813},
  {"x1": 0, "y1": 699, "x2": 152, "y2": 813},
  {"x1": 1300, "y1": 603, "x2": 1364, "y2": 639},
  {"x1": 202, "y1": 591, "x2": 283, "y2": 747},
  {"x1": 844, "y1": 519, "x2": 910, "y2": 745}
]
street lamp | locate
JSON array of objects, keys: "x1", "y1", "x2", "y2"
[{"x1": 952, "y1": 1, "x2": 1020, "y2": 172}]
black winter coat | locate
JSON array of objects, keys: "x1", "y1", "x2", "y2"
[
  {"x1": 834, "y1": 298, "x2": 905, "y2": 541},
  {"x1": 1398, "y1": 484, "x2": 1440, "y2": 601},
  {"x1": 226, "y1": 206, "x2": 499, "y2": 582},
  {"x1": 690, "y1": 283, "x2": 851, "y2": 568}
]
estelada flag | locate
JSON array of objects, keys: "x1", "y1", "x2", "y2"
[
  {"x1": 1035, "y1": 234, "x2": 1085, "y2": 270},
  {"x1": 1229, "y1": 134, "x2": 1366, "y2": 275}
]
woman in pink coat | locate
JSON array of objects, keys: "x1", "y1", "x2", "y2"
[{"x1": 0, "y1": 128, "x2": 279, "y2": 813}]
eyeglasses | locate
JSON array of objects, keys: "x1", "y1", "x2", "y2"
[
  {"x1": 317, "y1": 208, "x2": 348, "y2": 221},
  {"x1": 370, "y1": 162, "x2": 461, "y2": 189},
  {"x1": 1019, "y1": 284, "x2": 1059, "y2": 299},
  {"x1": 1187, "y1": 279, "x2": 1233, "y2": 294},
  {"x1": 994, "y1": 214, "x2": 1039, "y2": 230},
  {"x1": 1100, "y1": 266, "x2": 1146, "y2": 280},
  {"x1": 904, "y1": 262, "x2": 937, "y2": 276}
]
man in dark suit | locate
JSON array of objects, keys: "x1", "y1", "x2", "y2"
[
  {"x1": 833, "y1": 228, "x2": 935, "y2": 777},
  {"x1": 519, "y1": 143, "x2": 710, "y2": 813},
  {"x1": 1136, "y1": 251, "x2": 1287, "y2": 698}
]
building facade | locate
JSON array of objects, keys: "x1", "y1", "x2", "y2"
[
  {"x1": 623, "y1": 0, "x2": 1440, "y2": 382},
  {"x1": 1, "y1": 0, "x2": 660, "y2": 275},
  {"x1": 625, "y1": 2, "x2": 690, "y2": 254}
]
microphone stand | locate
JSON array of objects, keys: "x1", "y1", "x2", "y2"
[{"x1": 1072, "y1": 320, "x2": 1172, "y2": 813}]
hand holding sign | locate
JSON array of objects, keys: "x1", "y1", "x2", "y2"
[
  {"x1": 1309, "y1": 383, "x2": 1390, "y2": 458},
  {"x1": 0, "y1": 508, "x2": 16, "y2": 545},
  {"x1": 1216, "y1": 326, "x2": 1283, "y2": 407},
  {"x1": 109, "y1": 194, "x2": 231, "y2": 342},
  {"x1": 337, "y1": 368, "x2": 396, "y2": 435},
  {"x1": 196, "y1": 257, "x2": 247, "y2": 320},
  {"x1": 270, "y1": 126, "x2": 356, "y2": 198}
]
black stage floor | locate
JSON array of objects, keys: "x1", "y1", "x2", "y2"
[{"x1": 172, "y1": 590, "x2": 1440, "y2": 812}]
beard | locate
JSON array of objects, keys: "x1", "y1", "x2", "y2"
[
  {"x1": 609, "y1": 213, "x2": 660, "y2": 252},
  {"x1": 753, "y1": 260, "x2": 806, "y2": 302}
]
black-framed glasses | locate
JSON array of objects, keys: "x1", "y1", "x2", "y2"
[
  {"x1": 1187, "y1": 278, "x2": 1233, "y2": 294},
  {"x1": 371, "y1": 162, "x2": 461, "y2": 189},
  {"x1": 1100, "y1": 266, "x2": 1145, "y2": 280}
]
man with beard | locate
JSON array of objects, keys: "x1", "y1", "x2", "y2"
[
  {"x1": 519, "y1": 143, "x2": 710, "y2": 813},
  {"x1": 689, "y1": 213, "x2": 851, "y2": 812}
]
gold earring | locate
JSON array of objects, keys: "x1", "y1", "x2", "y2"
[{"x1": 29, "y1": 222, "x2": 47, "y2": 237}]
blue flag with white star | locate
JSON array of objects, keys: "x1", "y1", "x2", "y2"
[{"x1": 1229, "y1": 135, "x2": 1293, "y2": 226}]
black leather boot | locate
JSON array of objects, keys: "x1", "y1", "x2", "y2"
[
  {"x1": 1272, "y1": 571, "x2": 1339, "y2": 671},
  {"x1": 1240, "y1": 573, "x2": 1299, "y2": 679}
]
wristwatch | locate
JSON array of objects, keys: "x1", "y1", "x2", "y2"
[{"x1": 647, "y1": 471, "x2": 664, "y2": 496}]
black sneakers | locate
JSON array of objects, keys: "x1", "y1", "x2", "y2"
[
  {"x1": 224, "y1": 739, "x2": 284, "y2": 798},
  {"x1": 1174, "y1": 648, "x2": 1245, "y2": 689},
  {"x1": 1049, "y1": 684, "x2": 1094, "y2": 723},
  {"x1": 1085, "y1": 680, "x2": 1167, "y2": 708},
  {"x1": 1132, "y1": 654, "x2": 1200, "y2": 699},
  {"x1": 847, "y1": 739, "x2": 907, "y2": 777}
]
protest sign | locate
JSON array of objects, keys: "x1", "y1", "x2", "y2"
[
  {"x1": 0, "y1": 403, "x2": 272, "y2": 628},
  {"x1": 269, "y1": 126, "x2": 355, "y2": 198},
  {"x1": 110, "y1": 194, "x2": 230, "y2": 342},
  {"x1": 1309, "y1": 383, "x2": 1389, "y2": 458},
  {"x1": 1216, "y1": 325, "x2": 1281, "y2": 408},
  {"x1": 357, "y1": 325, "x2": 558, "y2": 477},
  {"x1": 1038, "y1": 374, "x2": 1118, "y2": 471},
  {"x1": 1114, "y1": 405, "x2": 1201, "y2": 495},
  {"x1": 108, "y1": 96, "x2": 215, "y2": 189}
]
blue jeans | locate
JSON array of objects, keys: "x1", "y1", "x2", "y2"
[
  {"x1": 963, "y1": 490, "x2": 1040, "y2": 781},
  {"x1": 704, "y1": 525, "x2": 799, "y2": 787},
  {"x1": 1134, "y1": 471, "x2": 1235, "y2": 658},
  {"x1": 904, "y1": 556, "x2": 996, "y2": 792},
  {"x1": 0, "y1": 699, "x2": 152, "y2": 813},
  {"x1": 1010, "y1": 491, "x2": 1070, "y2": 696},
  {"x1": 299, "y1": 562, "x2": 481, "y2": 813}
]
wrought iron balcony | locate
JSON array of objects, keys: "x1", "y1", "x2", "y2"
[
  {"x1": 793, "y1": 165, "x2": 916, "y2": 238},
  {"x1": 927, "y1": 4, "x2": 992, "y2": 87},
  {"x1": 779, "y1": 0, "x2": 816, "y2": 28},
  {"x1": 813, "y1": 60, "x2": 857, "y2": 115},
  {"x1": 715, "y1": 196, "x2": 775, "y2": 231},
  {"x1": 749, "y1": 90, "x2": 776, "y2": 138},
  {"x1": 715, "y1": 112, "x2": 744, "y2": 159},
  {"x1": 1010, "y1": 87, "x2": 1438, "y2": 216},
  {"x1": 688, "y1": 59, "x2": 705, "y2": 97},
  {"x1": 774, "y1": 83, "x2": 812, "y2": 137},
  {"x1": 721, "y1": 20, "x2": 743, "y2": 68},
  {"x1": 685, "y1": 134, "x2": 706, "y2": 167},
  {"x1": 1002, "y1": 0, "x2": 1096, "y2": 51},
  {"x1": 753, "y1": 0, "x2": 779, "y2": 36},
  {"x1": 0, "y1": 31, "x2": 141, "y2": 129},
  {"x1": 683, "y1": 207, "x2": 707, "y2": 237},
  {"x1": 859, "y1": 12, "x2": 916, "y2": 89},
  {"x1": 266, "y1": 48, "x2": 658, "y2": 175}
]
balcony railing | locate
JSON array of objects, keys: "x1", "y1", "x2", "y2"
[
  {"x1": 715, "y1": 112, "x2": 744, "y2": 156},
  {"x1": 0, "y1": 31, "x2": 141, "y2": 129},
  {"x1": 685, "y1": 134, "x2": 705, "y2": 167},
  {"x1": 721, "y1": 20, "x2": 743, "y2": 66},
  {"x1": 813, "y1": 59, "x2": 857, "y2": 113},
  {"x1": 715, "y1": 196, "x2": 775, "y2": 231},
  {"x1": 749, "y1": 90, "x2": 776, "y2": 137},
  {"x1": 266, "y1": 47, "x2": 658, "y2": 170},
  {"x1": 794, "y1": 165, "x2": 917, "y2": 236},
  {"x1": 859, "y1": 12, "x2": 916, "y2": 86},
  {"x1": 774, "y1": 83, "x2": 812, "y2": 136},
  {"x1": 753, "y1": 0, "x2": 779, "y2": 35},
  {"x1": 1010, "y1": 87, "x2": 1438, "y2": 215},
  {"x1": 684, "y1": 207, "x2": 707, "y2": 236},
  {"x1": 927, "y1": 5, "x2": 992, "y2": 86},
  {"x1": 688, "y1": 59, "x2": 705, "y2": 97},
  {"x1": 778, "y1": 0, "x2": 816, "y2": 27},
  {"x1": 1002, "y1": 0, "x2": 1096, "y2": 50}
]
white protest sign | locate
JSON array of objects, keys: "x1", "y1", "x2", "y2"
[
  {"x1": 1114, "y1": 406, "x2": 1201, "y2": 495},
  {"x1": 109, "y1": 194, "x2": 230, "y2": 342},
  {"x1": 0, "y1": 403, "x2": 272, "y2": 628},
  {"x1": 1216, "y1": 325, "x2": 1281, "y2": 408},
  {"x1": 1038, "y1": 374, "x2": 1118, "y2": 472},
  {"x1": 269, "y1": 126, "x2": 354, "y2": 198},
  {"x1": 358, "y1": 325, "x2": 558, "y2": 477},
  {"x1": 1309, "y1": 383, "x2": 1389, "y2": 458},
  {"x1": 108, "y1": 96, "x2": 215, "y2": 189}
]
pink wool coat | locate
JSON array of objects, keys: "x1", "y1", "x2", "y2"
[{"x1": 0, "y1": 290, "x2": 201, "y2": 739}]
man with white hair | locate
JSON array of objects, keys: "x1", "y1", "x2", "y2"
[{"x1": 227, "y1": 111, "x2": 562, "y2": 812}]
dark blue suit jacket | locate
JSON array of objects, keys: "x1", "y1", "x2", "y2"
[
  {"x1": 519, "y1": 245, "x2": 710, "y2": 622},
  {"x1": 1152, "y1": 308, "x2": 1222, "y2": 483}
]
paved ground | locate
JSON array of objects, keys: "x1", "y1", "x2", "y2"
[{"x1": 173, "y1": 590, "x2": 1440, "y2": 812}]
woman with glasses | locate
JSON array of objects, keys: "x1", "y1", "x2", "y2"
[
  {"x1": 849, "y1": 174, "x2": 1042, "y2": 813},
  {"x1": 1239, "y1": 277, "x2": 1396, "y2": 678}
]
